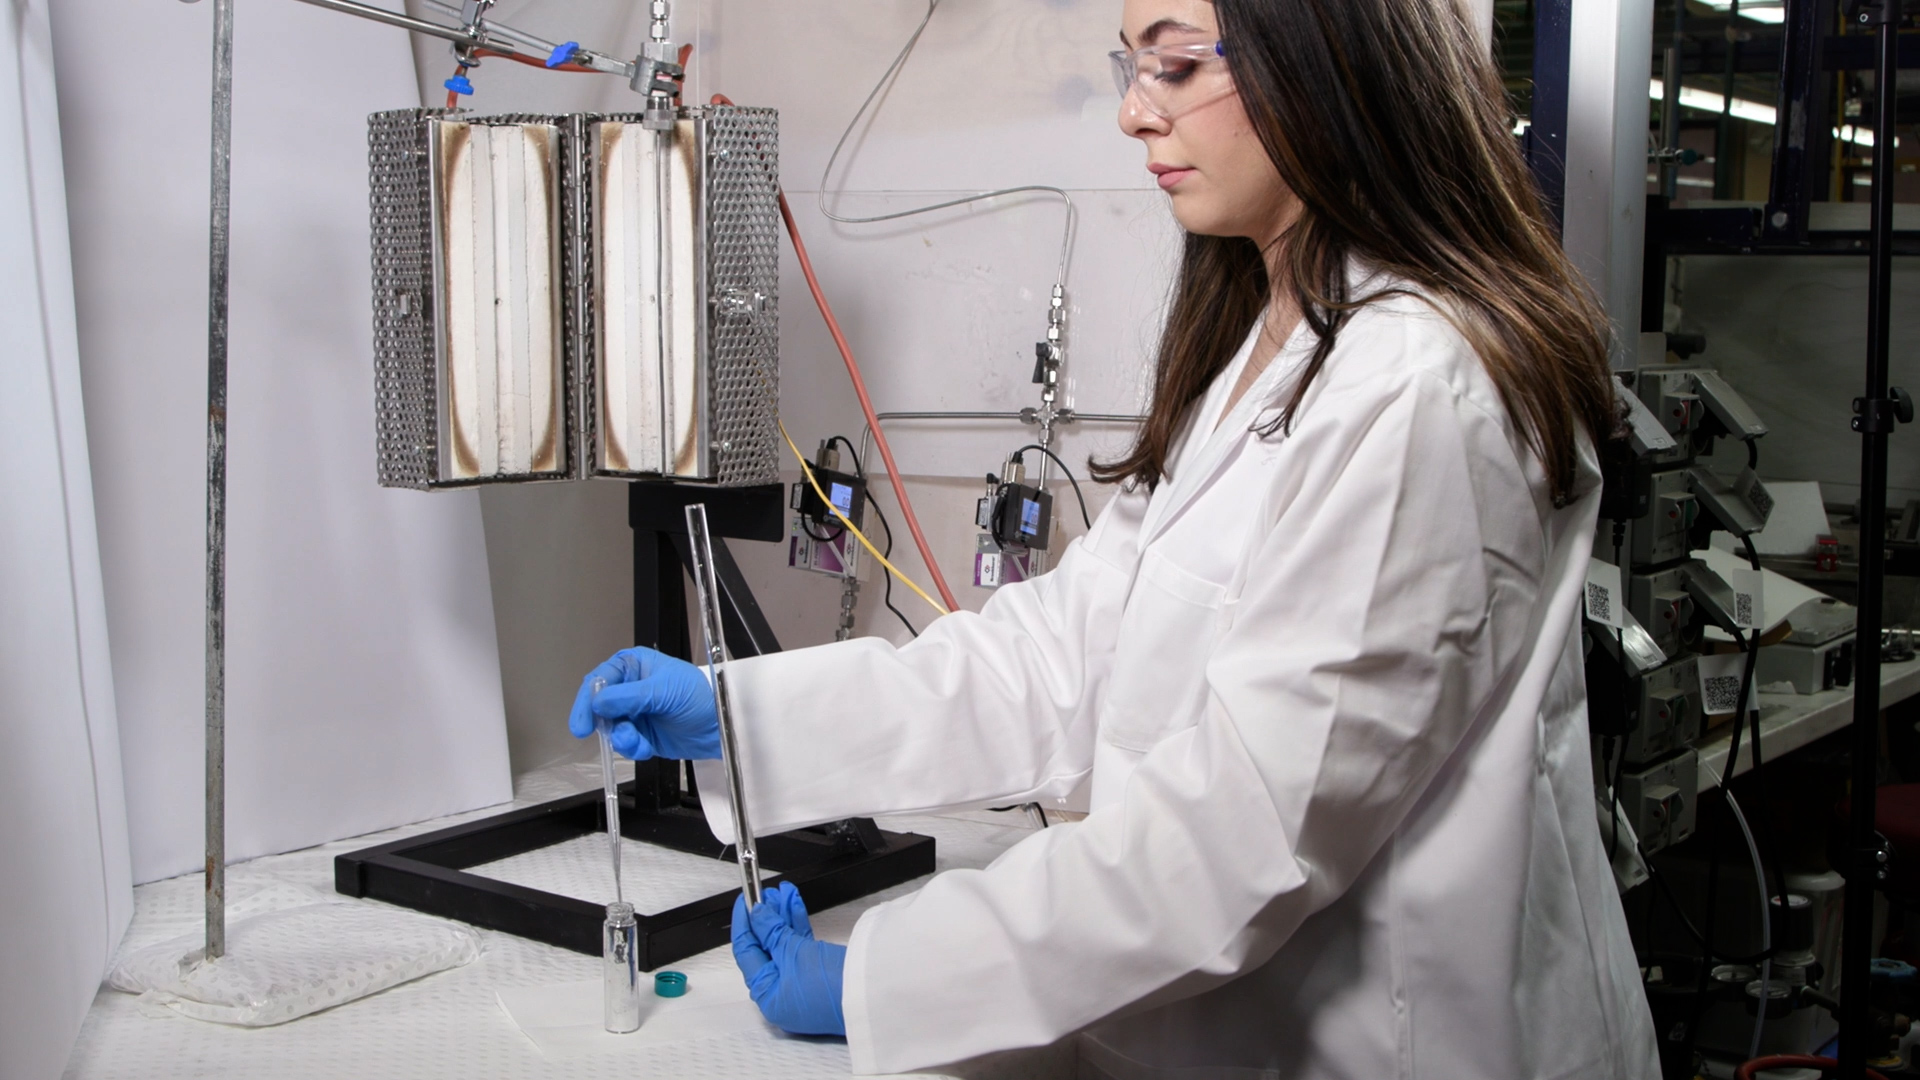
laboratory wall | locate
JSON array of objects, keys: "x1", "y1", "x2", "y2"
[
  {"x1": 0, "y1": 1, "x2": 132, "y2": 1077},
  {"x1": 1676, "y1": 255, "x2": 1920, "y2": 505},
  {"x1": 49, "y1": 0, "x2": 513, "y2": 885},
  {"x1": 397, "y1": 0, "x2": 1175, "y2": 769}
]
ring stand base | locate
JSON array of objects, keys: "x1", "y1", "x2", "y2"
[
  {"x1": 334, "y1": 786, "x2": 934, "y2": 969},
  {"x1": 335, "y1": 482, "x2": 936, "y2": 968}
]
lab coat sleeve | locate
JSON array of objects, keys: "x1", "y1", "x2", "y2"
[
  {"x1": 692, "y1": 482, "x2": 1147, "y2": 841},
  {"x1": 841, "y1": 369, "x2": 1555, "y2": 1074}
]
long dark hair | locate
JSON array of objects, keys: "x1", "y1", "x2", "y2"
[{"x1": 1091, "y1": 0, "x2": 1615, "y2": 504}]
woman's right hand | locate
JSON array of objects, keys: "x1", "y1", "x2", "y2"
[{"x1": 568, "y1": 647, "x2": 721, "y2": 761}]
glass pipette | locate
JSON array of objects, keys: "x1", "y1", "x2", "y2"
[{"x1": 592, "y1": 676, "x2": 623, "y2": 905}]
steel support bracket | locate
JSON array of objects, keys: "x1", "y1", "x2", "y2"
[{"x1": 1852, "y1": 388, "x2": 1913, "y2": 433}]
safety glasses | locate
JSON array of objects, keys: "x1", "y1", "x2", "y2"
[{"x1": 1108, "y1": 40, "x2": 1232, "y2": 120}]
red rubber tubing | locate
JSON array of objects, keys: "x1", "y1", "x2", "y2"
[
  {"x1": 1735, "y1": 1055, "x2": 1890, "y2": 1080},
  {"x1": 709, "y1": 94, "x2": 961, "y2": 613}
]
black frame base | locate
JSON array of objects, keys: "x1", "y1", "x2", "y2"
[
  {"x1": 336, "y1": 481, "x2": 936, "y2": 968},
  {"x1": 335, "y1": 782, "x2": 935, "y2": 969}
]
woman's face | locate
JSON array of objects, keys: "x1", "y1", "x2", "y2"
[{"x1": 1117, "y1": 0, "x2": 1297, "y2": 247}]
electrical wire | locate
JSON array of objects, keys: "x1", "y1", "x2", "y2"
[
  {"x1": 1010, "y1": 444, "x2": 1092, "y2": 529},
  {"x1": 1683, "y1": 551, "x2": 1773, "y2": 1069},
  {"x1": 782, "y1": 420, "x2": 950, "y2": 617},
  {"x1": 1722, "y1": 784, "x2": 1773, "y2": 1062},
  {"x1": 775, "y1": 190, "x2": 959, "y2": 613},
  {"x1": 869, "y1": 500, "x2": 920, "y2": 638},
  {"x1": 823, "y1": 436, "x2": 919, "y2": 638},
  {"x1": 816, "y1": 0, "x2": 1076, "y2": 287}
]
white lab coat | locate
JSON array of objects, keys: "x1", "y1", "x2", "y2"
[{"x1": 697, "y1": 271, "x2": 1660, "y2": 1079}]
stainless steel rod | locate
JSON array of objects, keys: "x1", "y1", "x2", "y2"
[
  {"x1": 284, "y1": 0, "x2": 477, "y2": 45},
  {"x1": 417, "y1": 0, "x2": 558, "y2": 52},
  {"x1": 684, "y1": 505, "x2": 762, "y2": 907},
  {"x1": 855, "y1": 409, "x2": 1145, "y2": 479},
  {"x1": 203, "y1": 0, "x2": 234, "y2": 962}
]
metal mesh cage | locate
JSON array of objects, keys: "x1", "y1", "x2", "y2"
[
  {"x1": 701, "y1": 106, "x2": 781, "y2": 487},
  {"x1": 369, "y1": 109, "x2": 570, "y2": 489},
  {"x1": 370, "y1": 109, "x2": 439, "y2": 490},
  {"x1": 370, "y1": 106, "x2": 779, "y2": 490}
]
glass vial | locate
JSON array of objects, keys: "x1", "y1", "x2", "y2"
[{"x1": 604, "y1": 901, "x2": 641, "y2": 1033}]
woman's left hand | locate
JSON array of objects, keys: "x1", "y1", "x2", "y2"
[{"x1": 731, "y1": 881, "x2": 847, "y2": 1036}]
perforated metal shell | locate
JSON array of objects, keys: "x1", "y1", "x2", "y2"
[
  {"x1": 369, "y1": 109, "x2": 439, "y2": 489},
  {"x1": 701, "y1": 106, "x2": 781, "y2": 487},
  {"x1": 577, "y1": 106, "x2": 780, "y2": 487},
  {"x1": 370, "y1": 106, "x2": 779, "y2": 490},
  {"x1": 369, "y1": 109, "x2": 573, "y2": 489}
]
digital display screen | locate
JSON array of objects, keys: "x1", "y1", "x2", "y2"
[
  {"x1": 1020, "y1": 498, "x2": 1042, "y2": 536},
  {"x1": 830, "y1": 482, "x2": 854, "y2": 513}
]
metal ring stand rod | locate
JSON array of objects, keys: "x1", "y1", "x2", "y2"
[
  {"x1": 201, "y1": 0, "x2": 234, "y2": 963},
  {"x1": 1839, "y1": 1, "x2": 1906, "y2": 1075}
]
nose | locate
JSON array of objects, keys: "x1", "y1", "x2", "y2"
[{"x1": 1118, "y1": 84, "x2": 1169, "y2": 140}]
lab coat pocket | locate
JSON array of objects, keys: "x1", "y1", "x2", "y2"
[{"x1": 1100, "y1": 548, "x2": 1229, "y2": 753}]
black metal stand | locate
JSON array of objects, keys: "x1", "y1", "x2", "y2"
[
  {"x1": 1838, "y1": 4, "x2": 1906, "y2": 1074},
  {"x1": 336, "y1": 482, "x2": 936, "y2": 969}
]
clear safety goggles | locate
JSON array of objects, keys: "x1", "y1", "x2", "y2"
[{"x1": 1108, "y1": 40, "x2": 1232, "y2": 120}]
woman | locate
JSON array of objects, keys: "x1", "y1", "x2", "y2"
[{"x1": 569, "y1": 0, "x2": 1659, "y2": 1075}]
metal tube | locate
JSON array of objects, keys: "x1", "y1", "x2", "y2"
[
  {"x1": 284, "y1": 0, "x2": 477, "y2": 45},
  {"x1": 1660, "y1": 45, "x2": 1681, "y2": 198},
  {"x1": 1839, "y1": 7, "x2": 1902, "y2": 1075},
  {"x1": 1714, "y1": 0, "x2": 1741, "y2": 200},
  {"x1": 203, "y1": 0, "x2": 234, "y2": 962},
  {"x1": 1662, "y1": 0, "x2": 1685, "y2": 199},
  {"x1": 852, "y1": 409, "x2": 1147, "y2": 479},
  {"x1": 684, "y1": 504, "x2": 762, "y2": 907},
  {"x1": 418, "y1": 0, "x2": 559, "y2": 52}
]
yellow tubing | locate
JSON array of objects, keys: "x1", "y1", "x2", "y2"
[{"x1": 780, "y1": 421, "x2": 951, "y2": 618}]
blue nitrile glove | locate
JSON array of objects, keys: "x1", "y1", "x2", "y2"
[
  {"x1": 731, "y1": 881, "x2": 847, "y2": 1036},
  {"x1": 567, "y1": 646, "x2": 720, "y2": 761}
]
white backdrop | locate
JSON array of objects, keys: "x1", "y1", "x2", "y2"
[
  {"x1": 49, "y1": 0, "x2": 512, "y2": 885},
  {"x1": 0, "y1": 1, "x2": 132, "y2": 1076}
]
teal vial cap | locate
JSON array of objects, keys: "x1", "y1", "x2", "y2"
[{"x1": 654, "y1": 970, "x2": 688, "y2": 998}]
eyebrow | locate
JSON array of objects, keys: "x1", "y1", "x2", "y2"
[{"x1": 1118, "y1": 18, "x2": 1206, "y2": 50}]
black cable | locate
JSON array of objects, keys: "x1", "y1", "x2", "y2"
[
  {"x1": 1010, "y1": 444, "x2": 1092, "y2": 530},
  {"x1": 868, "y1": 497, "x2": 918, "y2": 638},
  {"x1": 800, "y1": 516, "x2": 845, "y2": 544},
  {"x1": 826, "y1": 433, "x2": 917, "y2": 638},
  {"x1": 1684, "y1": 498, "x2": 1775, "y2": 1063},
  {"x1": 828, "y1": 435, "x2": 864, "y2": 475},
  {"x1": 1738, "y1": 531, "x2": 1787, "y2": 905}
]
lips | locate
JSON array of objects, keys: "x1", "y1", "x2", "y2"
[{"x1": 1148, "y1": 163, "x2": 1195, "y2": 191}]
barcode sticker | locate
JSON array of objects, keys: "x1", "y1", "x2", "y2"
[
  {"x1": 1724, "y1": 567, "x2": 1764, "y2": 631},
  {"x1": 1735, "y1": 467, "x2": 1774, "y2": 529},
  {"x1": 1585, "y1": 559, "x2": 1624, "y2": 629},
  {"x1": 1697, "y1": 651, "x2": 1756, "y2": 716}
]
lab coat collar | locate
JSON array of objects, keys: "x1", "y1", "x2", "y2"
[
  {"x1": 1137, "y1": 260, "x2": 1413, "y2": 549},
  {"x1": 1138, "y1": 314, "x2": 1315, "y2": 548}
]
